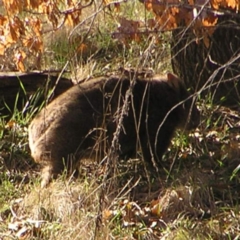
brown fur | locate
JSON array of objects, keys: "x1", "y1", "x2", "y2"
[{"x1": 28, "y1": 73, "x2": 200, "y2": 187}]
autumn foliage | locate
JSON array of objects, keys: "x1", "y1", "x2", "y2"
[{"x1": 0, "y1": 0, "x2": 239, "y2": 71}]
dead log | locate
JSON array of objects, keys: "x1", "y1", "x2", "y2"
[{"x1": 0, "y1": 72, "x2": 73, "y2": 116}]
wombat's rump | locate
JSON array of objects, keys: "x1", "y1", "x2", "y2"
[{"x1": 28, "y1": 73, "x2": 200, "y2": 187}]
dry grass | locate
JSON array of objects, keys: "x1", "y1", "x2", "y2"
[
  {"x1": 1, "y1": 101, "x2": 240, "y2": 239},
  {"x1": 19, "y1": 180, "x2": 101, "y2": 239}
]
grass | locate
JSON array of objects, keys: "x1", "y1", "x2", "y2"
[
  {"x1": 1, "y1": 1, "x2": 240, "y2": 239},
  {"x1": 1, "y1": 84, "x2": 240, "y2": 239}
]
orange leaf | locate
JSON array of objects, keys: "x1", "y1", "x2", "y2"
[
  {"x1": 151, "y1": 199, "x2": 161, "y2": 216},
  {"x1": 6, "y1": 120, "x2": 17, "y2": 129},
  {"x1": 155, "y1": 10, "x2": 178, "y2": 30},
  {"x1": 144, "y1": 0, "x2": 163, "y2": 13},
  {"x1": 202, "y1": 14, "x2": 218, "y2": 27},
  {"x1": 0, "y1": 43, "x2": 5, "y2": 55},
  {"x1": 17, "y1": 61, "x2": 25, "y2": 72},
  {"x1": 210, "y1": 0, "x2": 222, "y2": 9},
  {"x1": 171, "y1": 7, "x2": 179, "y2": 16},
  {"x1": 188, "y1": 0, "x2": 194, "y2": 4},
  {"x1": 23, "y1": 37, "x2": 43, "y2": 53},
  {"x1": 66, "y1": 14, "x2": 74, "y2": 26},
  {"x1": 102, "y1": 209, "x2": 113, "y2": 221},
  {"x1": 65, "y1": 10, "x2": 81, "y2": 27},
  {"x1": 9, "y1": 24, "x2": 18, "y2": 42},
  {"x1": 77, "y1": 43, "x2": 88, "y2": 53},
  {"x1": 31, "y1": 18, "x2": 42, "y2": 37},
  {"x1": 0, "y1": 15, "x2": 7, "y2": 25},
  {"x1": 226, "y1": 0, "x2": 237, "y2": 9},
  {"x1": 23, "y1": 37, "x2": 33, "y2": 48},
  {"x1": 28, "y1": 0, "x2": 41, "y2": 9},
  {"x1": 32, "y1": 38, "x2": 43, "y2": 53},
  {"x1": 103, "y1": 0, "x2": 111, "y2": 4}
]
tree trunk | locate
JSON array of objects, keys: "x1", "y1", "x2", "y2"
[{"x1": 171, "y1": 15, "x2": 240, "y2": 106}]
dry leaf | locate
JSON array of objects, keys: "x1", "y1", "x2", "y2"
[
  {"x1": 6, "y1": 120, "x2": 17, "y2": 129},
  {"x1": 0, "y1": 43, "x2": 5, "y2": 55},
  {"x1": 14, "y1": 50, "x2": 26, "y2": 72},
  {"x1": 226, "y1": 0, "x2": 237, "y2": 9},
  {"x1": 202, "y1": 14, "x2": 218, "y2": 27},
  {"x1": 0, "y1": 15, "x2": 7, "y2": 25},
  {"x1": 77, "y1": 43, "x2": 88, "y2": 54},
  {"x1": 9, "y1": 24, "x2": 18, "y2": 42},
  {"x1": 102, "y1": 209, "x2": 113, "y2": 221},
  {"x1": 210, "y1": 0, "x2": 223, "y2": 9},
  {"x1": 31, "y1": 17, "x2": 42, "y2": 37}
]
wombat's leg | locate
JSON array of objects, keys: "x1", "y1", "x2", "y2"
[
  {"x1": 41, "y1": 165, "x2": 54, "y2": 188},
  {"x1": 30, "y1": 134, "x2": 67, "y2": 187},
  {"x1": 40, "y1": 160, "x2": 64, "y2": 188}
]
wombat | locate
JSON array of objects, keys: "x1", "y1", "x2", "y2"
[{"x1": 28, "y1": 72, "x2": 200, "y2": 187}]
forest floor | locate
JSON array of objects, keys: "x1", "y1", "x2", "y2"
[{"x1": 1, "y1": 1, "x2": 240, "y2": 239}]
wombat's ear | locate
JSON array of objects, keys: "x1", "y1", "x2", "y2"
[{"x1": 167, "y1": 73, "x2": 181, "y2": 89}]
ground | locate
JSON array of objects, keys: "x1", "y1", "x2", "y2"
[{"x1": 0, "y1": 2, "x2": 240, "y2": 239}]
